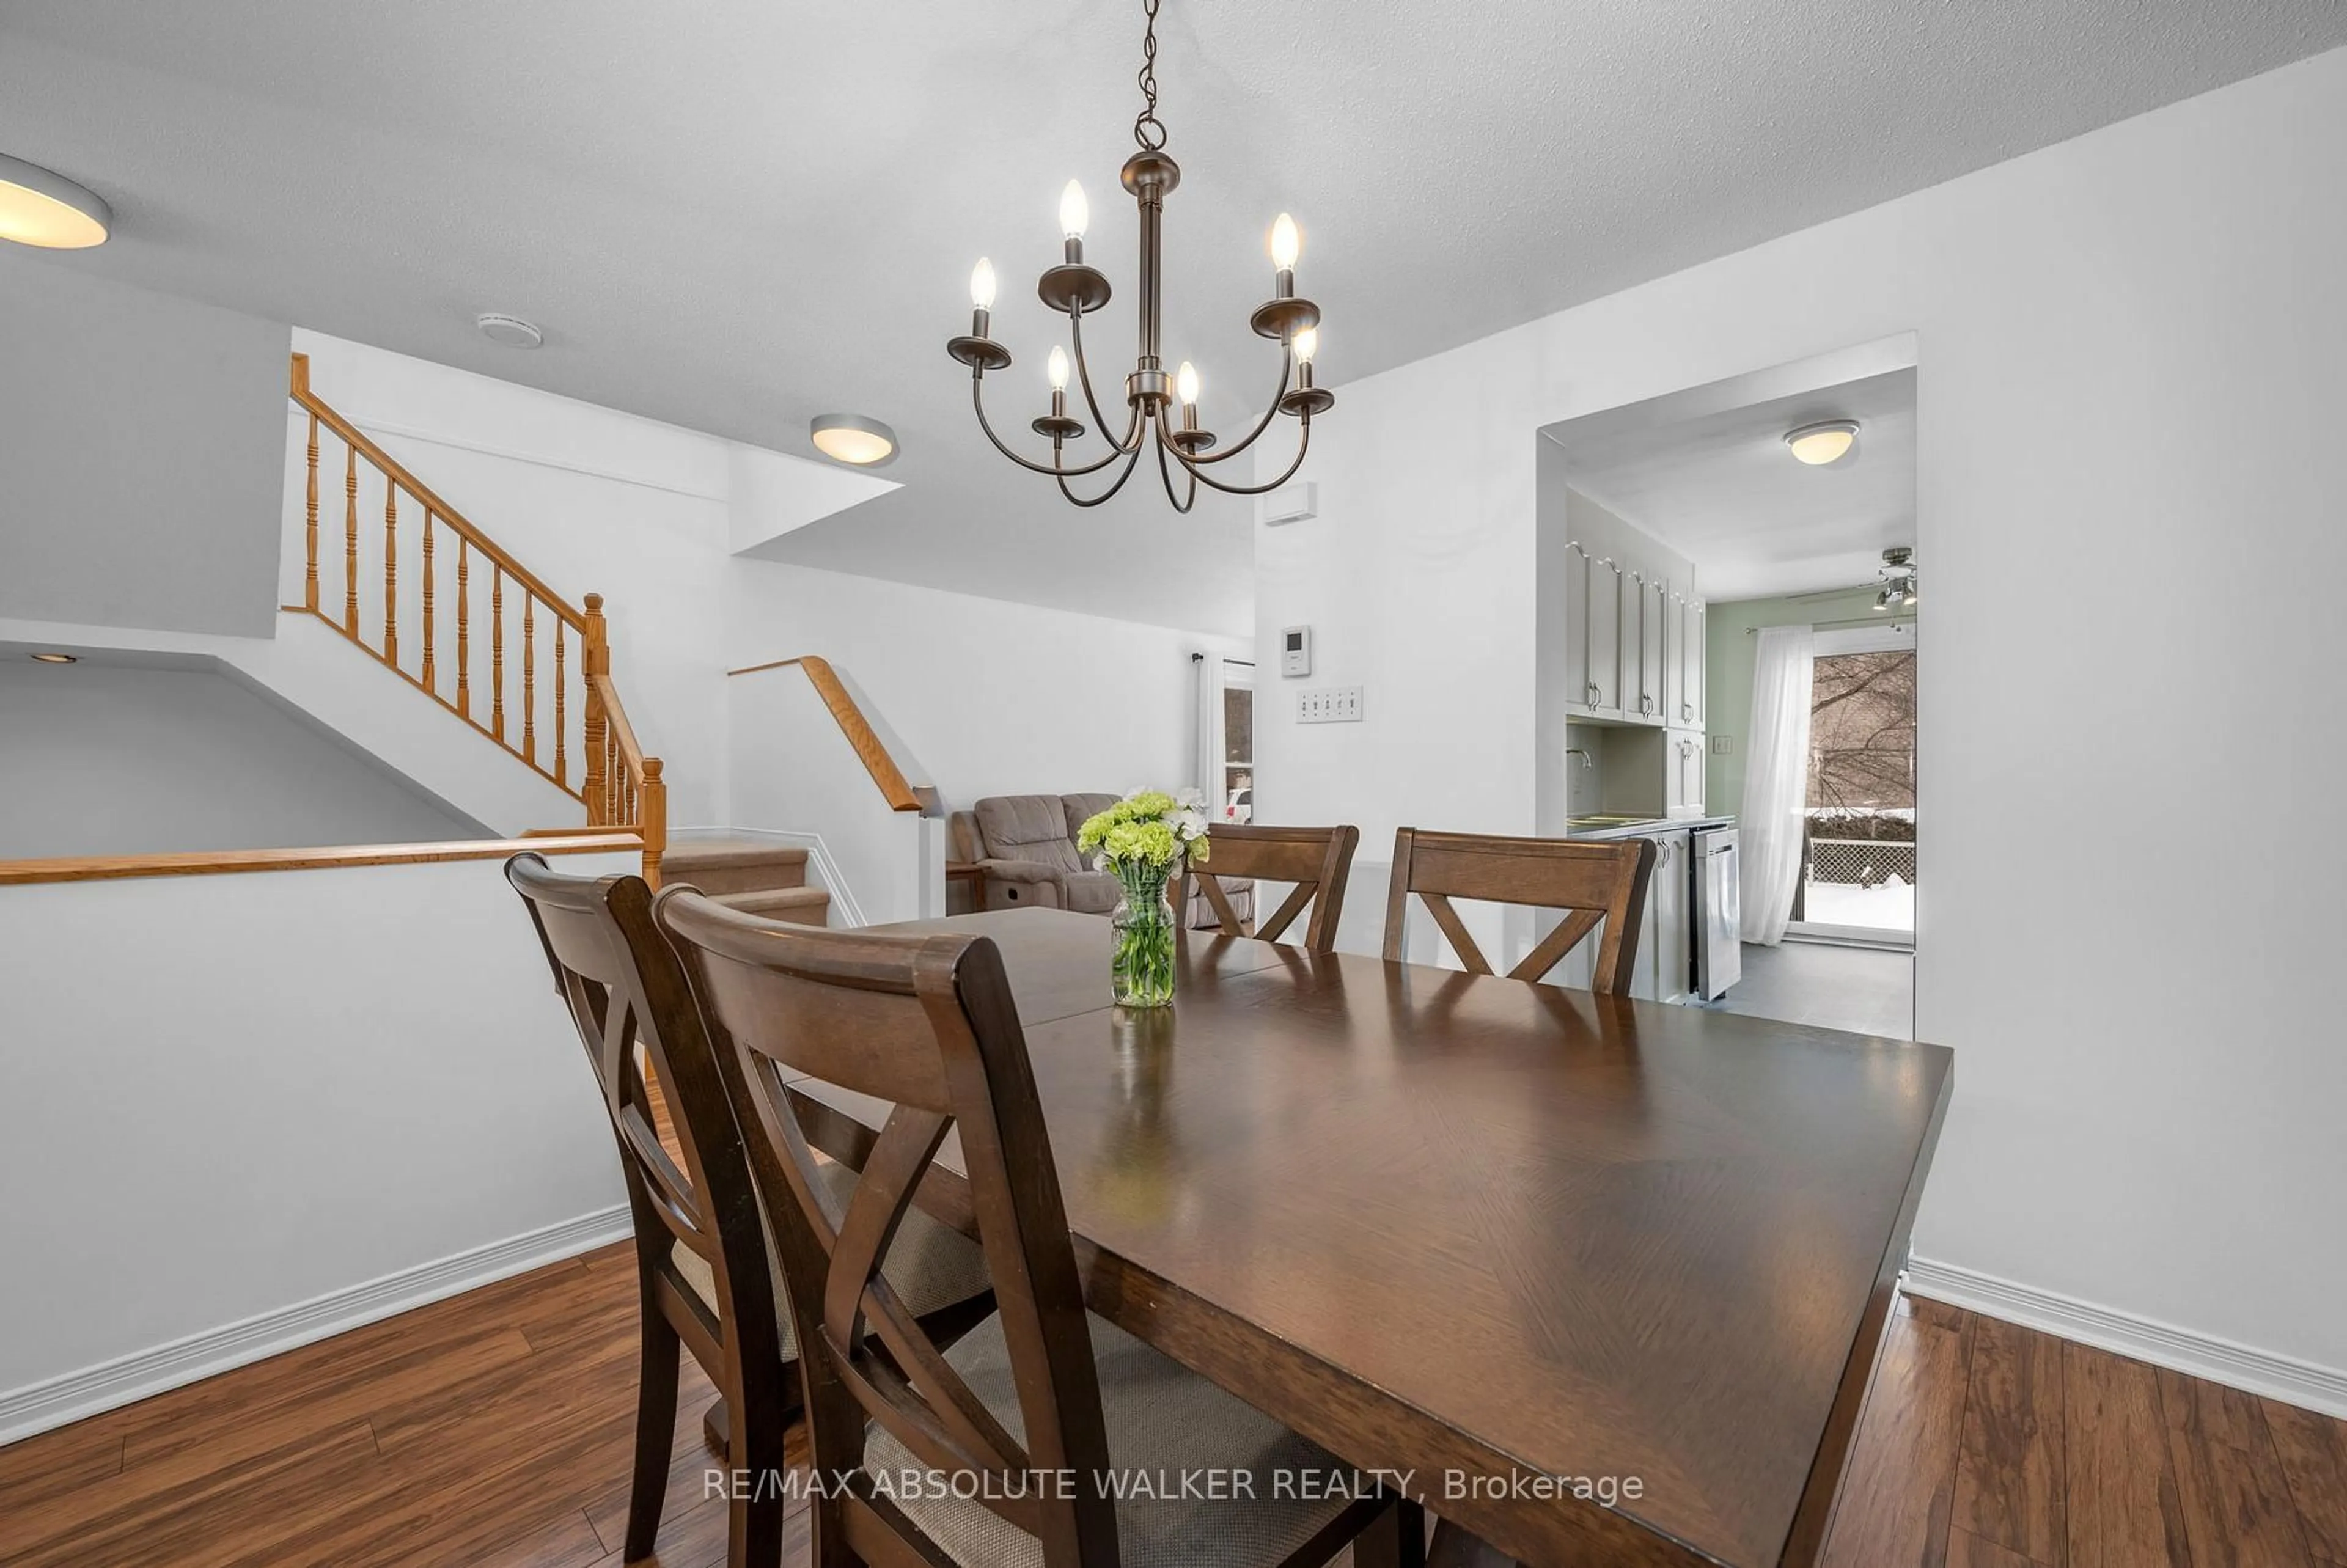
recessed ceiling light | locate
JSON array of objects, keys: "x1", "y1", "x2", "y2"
[
  {"x1": 476, "y1": 313, "x2": 543, "y2": 349},
  {"x1": 1785, "y1": 420, "x2": 1860, "y2": 466},
  {"x1": 29, "y1": 651, "x2": 79, "y2": 664},
  {"x1": 0, "y1": 152, "x2": 111, "y2": 250},
  {"x1": 810, "y1": 414, "x2": 898, "y2": 467}
]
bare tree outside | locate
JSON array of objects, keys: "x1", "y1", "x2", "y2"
[{"x1": 1807, "y1": 650, "x2": 1915, "y2": 837}]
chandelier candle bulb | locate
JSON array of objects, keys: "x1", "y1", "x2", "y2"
[
  {"x1": 1060, "y1": 180, "x2": 1089, "y2": 263},
  {"x1": 1048, "y1": 345, "x2": 1070, "y2": 392}
]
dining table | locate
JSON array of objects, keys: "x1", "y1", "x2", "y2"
[{"x1": 780, "y1": 907, "x2": 1953, "y2": 1568}]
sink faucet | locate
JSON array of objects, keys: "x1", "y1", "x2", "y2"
[{"x1": 1566, "y1": 748, "x2": 1593, "y2": 771}]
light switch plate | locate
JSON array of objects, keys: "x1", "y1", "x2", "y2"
[
  {"x1": 1711, "y1": 734, "x2": 1733, "y2": 755},
  {"x1": 1297, "y1": 686, "x2": 1364, "y2": 724}
]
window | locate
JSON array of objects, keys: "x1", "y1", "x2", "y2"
[{"x1": 1221, "y1": 662, "x2": 1254, "y2": 823}]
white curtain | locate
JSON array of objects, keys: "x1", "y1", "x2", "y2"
[
  {"x1": 1739, "y1": 625, "x2": 1815, "y2": 945},
  {"x1": 1192, "y1": 652, "x2": 1224, "y2": 802}
]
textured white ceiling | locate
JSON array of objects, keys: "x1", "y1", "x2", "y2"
[
  {"x1": 3, "y1": 2, "x2": 2340, "y2": 635},
  {"x1": 1561, "y1": 369, "x2": 1917, "y2": 601}
]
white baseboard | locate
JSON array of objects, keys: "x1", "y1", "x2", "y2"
[
  {"x1": 0, "y1": 1204, "x2": 630, "y2": 1447},
  {"x1": 670, "y1": 824, "x2": 862, "y2": 928},
  {"x1": 1906, "y1": 1256, "x2": 2347, "y2": 1420}
]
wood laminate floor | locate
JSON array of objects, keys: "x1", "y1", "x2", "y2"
[{"x1": 4, "y1": 1247, "x2": 2343, "y2": 1567}]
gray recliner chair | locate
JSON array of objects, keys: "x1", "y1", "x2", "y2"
[{"x1": 950, "y1": 793, "x2": 1248, "y2": 925}]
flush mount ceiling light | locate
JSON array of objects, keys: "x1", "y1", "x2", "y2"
[
  {"x1": 28, "y1": 651, "x2": 79, "y2": 664},
  {"x1": 1873, "y1": 546, "x2": 1919, "y2": 612},
  {"x1": 809, "y1": 413, "x2": 898, "y2": 467},
  {"x1": 946, "y1": 0, "x2": 1332, "y2": 513},
  {"x1": 0, "y1": 152, "x2": 111, "y2": 249},
  {"x1": 475, "y1": 313, "x2": 543, "y2": 349},
  {"x1": 1785, "y1": 419, "x2": 1860, "y2": 466}
]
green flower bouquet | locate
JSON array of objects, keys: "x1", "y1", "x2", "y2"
[{"x1": 1076, "y1": 788, "x2": 1211, "y2": 1008}]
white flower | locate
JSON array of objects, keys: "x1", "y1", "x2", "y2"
[
  {"x1": 1172, "y1": 808, "x2": 1208, "y2": 841},
  {"x1": 1174, "y1": 786, "x2": 1207, "y2": 810}
]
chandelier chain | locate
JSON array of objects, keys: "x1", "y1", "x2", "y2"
[{"x1": 1134, "y1": 0, "x2": 1167, "y2": 150}]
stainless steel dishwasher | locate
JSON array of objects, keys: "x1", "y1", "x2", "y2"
[{"x1": 1692, "y1": 826, "x2": 1741, "y2": 999}]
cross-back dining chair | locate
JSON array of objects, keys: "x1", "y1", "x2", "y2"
[
  {"x1": 655, "y1": 887, "x2": 1425, "y2": 1568},
  {"x1": 1382, "y1": 828, "x2": 1656, "y2": 995},
  {"x1": 505, "y1": 854, "x2": 991, "y2": 1568},
  {"x1": 1182, "y1": 822, "x2": 1361, "y2": 951}
]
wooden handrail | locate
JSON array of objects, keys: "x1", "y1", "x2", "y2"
[
  {"x1": 727, "y1": 654, "x2": 924, "y2": 813},
  {"x1": 285, "y1": 353, "x2": 668, "y2": 885},
  {"x1": 0, "y1": 834, "x2": 643, "y2": 888},
  {"x1": 290, "y1": 354, "x2": 584, "y2": 629}
]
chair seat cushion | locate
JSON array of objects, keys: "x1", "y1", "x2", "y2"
[
  {"x1": 866, "y1": 1311, "x2": 1361, "y2": 1568},
  {"x1": 671, "y1": 1159, "x2": 990, "y2": 1361}
]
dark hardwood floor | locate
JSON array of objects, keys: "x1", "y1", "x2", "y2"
[{"x1": 4, "y1": 1245, "x2": 2341, "y2": 1567}]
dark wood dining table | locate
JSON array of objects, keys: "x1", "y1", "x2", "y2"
[{"x1": 782, "y1": 907, "x2": 1952, "y2": 1568}]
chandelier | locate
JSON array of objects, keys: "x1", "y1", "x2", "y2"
[{"x1": 945, "y1": 0, "x2": 1331, "y2": 511}]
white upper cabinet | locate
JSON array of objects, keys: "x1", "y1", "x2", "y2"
[
  {"x1": 1587, "y1": 555, "x2": 1625, "y2": 717},
  {"x1": 1677, "y1": 595, "x2": 1706, "y2": 731},
  {"x1": 1556, "y1": 486, "x2": 1698, "y2": 732}
]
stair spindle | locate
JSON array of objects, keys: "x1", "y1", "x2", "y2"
[
  {"x1": 456, "y1": 538, "x2": 471, "y2": 718},
  {"x1": 582, "y1": 594, "x2": 609, "y2": 822},
  {"x1": 304, "y1": 412, "x2": 320, "y2": 612},
  {"x1": 383, "y1": 479, "x2": 399, "y2": 665},
  {"x1": 554, "y1": 621, "x2": 567, "y2": 788},
  {"x1": 491, "y1": 566, "x2": 505, "y2": 742},
  {"x1": 522, "y1": 595, "x2": 536, "y2": 764},
  {"x1": 421, "y1": 511, "x2": 436, "y2": 692},
  {"x1": 343, "y1": 444, "x2": 359, "y2": 633}
]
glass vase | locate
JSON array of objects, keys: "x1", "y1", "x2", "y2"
[{"x1": 1109, "y1": 862, "x2": 1178, "y2": 1008}]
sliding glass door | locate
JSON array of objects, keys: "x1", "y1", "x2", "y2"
[{"x1": 1790, "y1": 622, "x2": 1915, "y2": 945}]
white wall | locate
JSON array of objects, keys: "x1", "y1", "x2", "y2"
[
  {"x1": 1257, "y1": 47, "x2": 2347, "y2": 1386},
  {"x1": 0, "y1": 848, "x2": 633, "y2": 1431},
  {"x1": 0, "y1": 255, "x2": 288, "y2": 637},
  {"x1": 0, "y1": 657, "x2": 481, "y2": 857},
  {"x1": 0, "y1": 613, "x2": 582, "y2": 839},
  {"x1": 727, "y1": 560, "x2": 1247, "y2": 813}
]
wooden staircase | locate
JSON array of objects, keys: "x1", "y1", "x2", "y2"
[
  {"x1": 659, "y1": 840, "x2": 830, "y2": 925},
  {"x1": 285, "y1": 353, "x2": 667, "y2": 883}
]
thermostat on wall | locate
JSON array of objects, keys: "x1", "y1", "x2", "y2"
[{"x1": 1280, "y1": 625, "x2": 1312, "y2": 677}]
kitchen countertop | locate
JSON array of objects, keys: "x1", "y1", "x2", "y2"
[{"x1": 1565, "y1": 813, "x2": 1736, "y2": 841}]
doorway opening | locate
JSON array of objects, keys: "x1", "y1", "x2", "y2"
[{"x1": 1535, "y1": 334, "x2": 1920, "y2": 1040}]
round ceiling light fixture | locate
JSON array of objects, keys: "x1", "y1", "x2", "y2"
[
  {"x1": 810, "y1": 413, "x2": 898, "y2": 467},
  {"x1": 1785, "y1": 419, "x2": 1860, "y2": 466},
  {"x1": 475, "y1": 313, "x2": 544, "y2": 349},
  {"x1": 0, "y1": 152, "x2": 112, "y2": 249},
  {"x1": 28, "y1": 651, "x2": 79, "y2": 664}
]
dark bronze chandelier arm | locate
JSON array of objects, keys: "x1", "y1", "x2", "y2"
[
  {"x1": 1161, "y1": 405, "x2": 1313, "y2": 496},
  {"x1": 1182, "y1": 348, "x2": 1293, "y2": 466},
  {"x1": 971, "y1": 372, "x2": 1137, "y2": 478},
  {"x1": 1154, "y1": 428, "x2": 1200, "y2": 513},
  {"x1": 1067, "y1": 311, "x2": 1144, "y2": 449},
  {"x1": 1055, "y1": 439, "x2": 1149, "y2": 507}
]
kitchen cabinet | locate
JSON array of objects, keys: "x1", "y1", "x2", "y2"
[
  {"x1": 1633, "y1": 829, "x2": 1693, "y2": 1002},
  {"x1": 1678, "y1": 597, "x2": 1706, "y2": 730},
  {"x1": 1667, "y1": 731, "x2": 1706, "y2": 816},
  {"x1": 1587, "y1": 555, "x2": 1624, "y2": 716},
  {"x1": 1638, "y1": 576, "x2": 1669, "y2": 722}
]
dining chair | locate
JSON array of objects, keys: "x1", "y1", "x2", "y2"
[
  {"x1": 505, "y1": 855, "x2": 993, "y2": 1568},
  {"x1": 1181, "y1": 822, "x2": 1361, "y2": 951},
  {"x1": 655, "y1": 887, "x2": 1427, "y2": 1568},
  {"x1": 1382, "y1": 828, "x2": 1656, "y2": 995}
]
